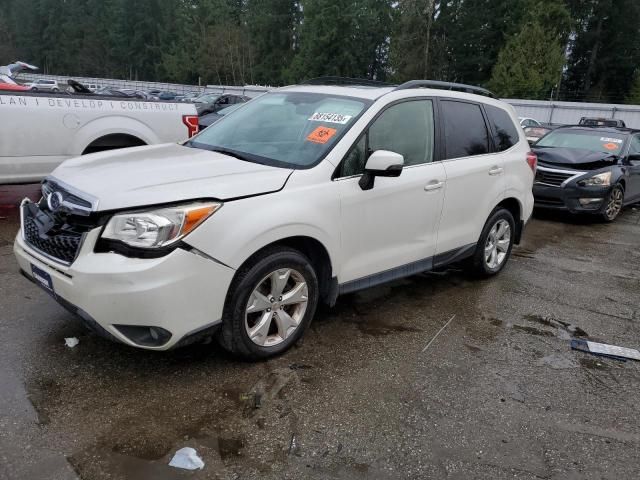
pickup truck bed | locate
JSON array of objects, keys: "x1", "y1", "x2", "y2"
[{"x1": 0, "y1": 91, "x2": 198, "y2": 184}]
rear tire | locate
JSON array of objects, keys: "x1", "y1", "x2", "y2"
[
  {"x1": 217, "y1": 246, "x2": 318, "y2": 360},
  {"x1": 601, "y1": 184, "x2": 624, "y2": 222},
  {"x1": 467, "y1": 208, "x2": 515, "y2": 277}
]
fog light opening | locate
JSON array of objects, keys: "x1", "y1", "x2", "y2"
[{"x1": 579, "y1": 198, "x2": 603, "y2": 207}]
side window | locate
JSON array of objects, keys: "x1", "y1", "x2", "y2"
[
  {"x1": 485, "y1": 105, "x2": 520, "y2": 152},
  {"x1": 441, "y1": 100, "x2": 490, "y2": 159},
  {"x1": 629, "y1": 135, "x2": 640, "y2": 155},
  {"x1": 337, "y1": 100, "x2": 435, "y2": 177}
]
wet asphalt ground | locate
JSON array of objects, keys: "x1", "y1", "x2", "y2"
[{"x1": 1, "y1": 207, "x2": 640, "y2": 480}]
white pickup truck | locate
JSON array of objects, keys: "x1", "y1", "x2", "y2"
[{"x1": 0, "y1": 71, "x2": 198, "y2": 184}]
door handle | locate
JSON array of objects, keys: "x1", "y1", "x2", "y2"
[
  {"x1": 488, "y1": 166, "x2": 504, "y2": 176},
  {"x1": 424, "y1": 181, "x2": 444, "y2": 191}
]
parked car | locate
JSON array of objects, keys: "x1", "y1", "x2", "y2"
[
  {"x1": 176, "y1": 92, "x2": 201, "y2": 102},
  {"x1": 579, "y1": 117, "x2": 626, "y2": 128},
  {"x1": 519, "y1": 117, "x2": 542, "y2": 128},
  {"x1": 14, "y1": 80, "x2": 534, "y2": 358},
  {"x1": 198, "y1": 103, "x2": 243, "y2": 129},
  {"x1": 28, "y1": 79, "x2": 61, "y2": 92},
  {"x1": 193, "y1": 93, "x2": 250, "y2": 115},
  {"x1": 0, "y1": 61, "x2": 37, "y2": 91},
  {"x1": 532, "y1": 125, "x2": 640, "y2": 221},
  {"x1": 1, "y1": 88, "x2": 198, "y2": 183},
  {"x1": 83, "y1": 83, "x2": 101, "y2": 92},
  {"x1": 523, "y1": 126, "x2": 553, "y2": 145}
]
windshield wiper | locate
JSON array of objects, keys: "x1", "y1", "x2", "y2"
[{"x1": 187, "y1": 142, "x2": 260, "y2": 163}]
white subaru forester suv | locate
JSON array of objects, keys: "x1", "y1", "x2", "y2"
[{"x1": 14, "y1": 80, "x2": 536, "y2": 359}]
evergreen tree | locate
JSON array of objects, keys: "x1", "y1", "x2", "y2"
[
  {"x1": 625, "y1": 72, "x2": 640, "y2": 105},
  {"x1": 488, "y1": 0, "x2": 570, "y2": 99},
  {"x1": 289, "y1": 0, "x2": 393, "y2": 82}
]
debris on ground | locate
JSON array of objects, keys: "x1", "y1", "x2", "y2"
[
  {"x1": 571, "y1": 339, "x2": 640, "y2": 361},
  {"x1": 64, "y1": 337, "x2": 79, "y2": 348},
  {"x1": 422, "y1": 314, "x2": 456, "y2": 353},
  {"x1": 168, "y1": 447, "x2": 205, "y2": 470}
]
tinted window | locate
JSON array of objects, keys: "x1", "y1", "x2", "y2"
[
  {"x1": 486, "y1": 105, "x2": 519, "y2": 151},
  {"x1": 338, "y1": 100, "x2": 435, "y2": 177},
  {"x1": 441, "y1": 100, "x2": 489, "y2": 159},
  {"x1": 628, "y1": 135, "x2": 640, "y2": 155}
]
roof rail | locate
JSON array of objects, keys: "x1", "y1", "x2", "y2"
[
  {"x1": 394, "y1": 80, "x2": 496, "y2": 98},
  {"x1": 301, "y1": 76, "x2": 393, "y2": 88}
]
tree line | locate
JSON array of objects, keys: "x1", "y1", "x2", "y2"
[{"x1": 1, "y1": 0, "x2": 639, "y2": 103}]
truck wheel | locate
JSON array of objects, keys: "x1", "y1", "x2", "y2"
[
  {"x1": 218, "y1": 247, "x2": 318, "y2": 360},
  {"x1": 601, "y1": 185, "x2": 624, "y2": 222},
  {"x1": 467, "y1": 208, "x2": 515, "y2": 277}
]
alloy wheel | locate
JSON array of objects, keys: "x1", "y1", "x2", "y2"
[
  {"x1": 484, "y1": 219, "x2": 511, "y2": 270},
  {"x1": 604, "y1": 187, "x2": 623, "y2": 220},
  {"x1": 244, "y1": 268, "x2": 309, "y2": 347}
]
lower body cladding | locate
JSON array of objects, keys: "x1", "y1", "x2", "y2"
[
  {"x1": 13, "y1": 229, "x2": 235, "y2": 350},
  {"x1": 533, "y1": 183, "x2": 611, "y2": 214}
]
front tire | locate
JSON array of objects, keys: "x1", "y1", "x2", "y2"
[
  {"x1": 601, "y1": 184, "x2": 624, "y2": 222},
  {"x1": 218, "y1": 247, "x2": 319, "y2": 360},
  {"x1": 468, "y1": 208, "x2": 515, "y2": 277}
]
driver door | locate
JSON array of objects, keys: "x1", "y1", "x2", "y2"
[{"x1": 336, "y1": 99, "x2": 446, "y2": 286}]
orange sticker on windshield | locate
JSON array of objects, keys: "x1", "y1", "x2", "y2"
[
  {"x1": 307, "y1": 126, "x2": 337, "y2": 144},
  {"x1": 603, "y1": 142, "x2": 619, "y2": 150}
]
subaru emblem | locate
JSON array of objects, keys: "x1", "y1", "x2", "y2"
[{"x1": 47, "y1": 191, "x2": 64, "y2": 211}]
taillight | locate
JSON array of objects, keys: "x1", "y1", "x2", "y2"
[
  {"x1": 526, "y1": 152, "x2": 537, "y2": 173},
  {"x1": 182, "y1": 115, "x2": 199, "y2": 138}
]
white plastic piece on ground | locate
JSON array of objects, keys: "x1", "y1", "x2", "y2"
[
  {"x1": 64, "y1": 337, "x2": 79, "y2": 348},
  {"x1": 168, "y1": 447, "x2": 205, "y2": 470}
]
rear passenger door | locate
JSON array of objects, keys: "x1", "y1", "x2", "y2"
[{"x1": 435, "y1": 99, "x2": 505, "y2": 255}]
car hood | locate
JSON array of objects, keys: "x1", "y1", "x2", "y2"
[
  {"x1": 533, "y1": 147, "x2": 619, "y2": 170},
  {"x1": 50, "y1": 143, "x2": 292, "y2": 211}
]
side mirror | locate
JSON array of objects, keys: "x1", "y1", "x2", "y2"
[
  {"x1": 359, "y1": 150, "x2": 404, "y2": 191},
  {"x1": 628, "y1": 154, "x2": 640, "y2": 165}
]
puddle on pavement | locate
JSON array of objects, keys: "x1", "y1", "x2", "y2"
[
  {"x1": 578, "y1": 357, "x2": 610, "y2": 371},
  {"x1": 26, "y1": 377, "x2": 62, "y2": 426},
  {"x1": 513, "y1": 314, "x2": 589, "y2": 340}
]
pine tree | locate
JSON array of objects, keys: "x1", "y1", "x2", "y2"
[
  {"x1": 626, "y1": 72, "x2": 640, "y2": 105},
  {"x1": 488, "y1": 0, "x2": 570, "y2": 99}
]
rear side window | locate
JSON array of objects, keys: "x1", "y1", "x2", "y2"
[
  {"x1": 485, "y1": 105, "x2": 520, "y2": 151},
  {"x1": 441, "y1": 100, "x2": 489, "y2": 159}
]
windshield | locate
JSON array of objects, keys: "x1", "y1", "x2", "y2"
[
  {"x1": 188, "y1": 91, "x2": 369, "y2": 168},
  {"x1": 536, "y1": 130, "x2": 626, "y2": 155},
  {"x1": 194, "y1": 94, "x2": 220, "y2": 103}
]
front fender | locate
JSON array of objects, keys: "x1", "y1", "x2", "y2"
[{"x1": 184, "y1": 189, "x2": 340, "y2": 276}]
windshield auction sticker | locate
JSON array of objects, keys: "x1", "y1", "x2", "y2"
[
  {"x1": 603, "y1": 143, "x2": 619, "y2": 151},
  {"x1": 307, "y1": 126, "x2": 337, "y2": 144},
  {"x1": 308, "y1": 112, "x2": 352, "y2": 124},
  {"x1": 600, "y1": 137, "x2": 623, "y2": 144}
]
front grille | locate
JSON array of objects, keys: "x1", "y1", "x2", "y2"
[
  {"x1": 23, "y1": 215, "x2": 83, "y2": 264},
  {"x1": 42, "y1": 180, "x2": 93, "y2": 211},
  {"x1": 535, "y1": 169, "x2": 575, "y2": 186}
]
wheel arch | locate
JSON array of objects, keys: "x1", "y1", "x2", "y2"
[
  {"x1": 496, "y1": 197, "x2": 523, "y2": 244},
  {"x1": 232, "y1": 235, "x2": 334, "y2": 306},
  {"x1": 82, "y1": 133, "x2": 146, "y2": 154}
]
